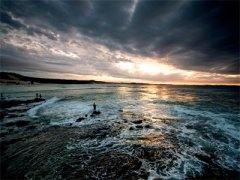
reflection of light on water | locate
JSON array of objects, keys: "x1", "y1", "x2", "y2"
[
  {"x1": 138, "y1": 85, "x2": 162, "y2": 117},
  {"x1": 131, "y1": 134, "x2": 166, "y2": 146},
  {"x1": 159, "y1": 86, "x2": 170, "y2": 100},
  {"x1": 116, "y1": 86, "x2": 131, "y2": 96},
  {"x1": 159, "y1": 86, "x2": 196, "y2": 102},
  {"x1": 140, "y1": 85, "x2": 159, "y2": 100}
]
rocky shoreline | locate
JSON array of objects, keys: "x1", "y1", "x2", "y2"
[
  {"x1": 1, "y1": 99, "x2": 239, "y2": 179},
  {"x1": 0, "y1": 99, "x2": 149, "y2": 179}
]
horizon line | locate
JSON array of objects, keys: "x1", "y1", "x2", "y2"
[{"x1": 1, "y1": 71, "x2": 239, "y2": 86}]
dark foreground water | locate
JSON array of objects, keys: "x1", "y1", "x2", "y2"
[{"x1": 1, "y1": 84, "x2": 240, "y2": 179}]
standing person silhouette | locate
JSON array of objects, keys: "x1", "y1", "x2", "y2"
[{"x1": 93, "y1": 102, "x2": 96, "y2": 111}]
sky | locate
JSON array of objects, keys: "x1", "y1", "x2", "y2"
[{"x1": 0, "y1": 0, "x2": 239, "y2": 85}]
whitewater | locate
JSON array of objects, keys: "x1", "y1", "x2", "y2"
[{"x1": 2, "y1": 83, "x2": 240, "y2": 178}]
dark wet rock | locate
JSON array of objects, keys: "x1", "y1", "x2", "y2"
[
  {"x1": 56, "y1": 152, "x2": 142, "y2": 180},
  {"x1": 5, "y1": 120, "x2": 30, "y2": 127},
  {"x1": 1, "y1": 124, "x2": 136, "y2": 179},
  {"x1": 0, "y1": 130, "x2": 8, "y2": 137},
  {"x1": 193, "y1": 153, "x2": 240, "y2": 178},
  {"x1": 132, "y1": 144, "x2": 142, "y2": 149},
  {"x1": 7, "y1": 106, "x2": 29, "y2": 113},
  {"x1": 186, "y1": 124, "x2": 194, "y2": 129},
  {"x1": 0, "y1": 137, "x2": 24, "y2": 153},
  {"x1": 0, "y1": 111, "x2": 5, "y2": 119},
  {"x1": 212, "y1": 131, "x2": 229, "y2": 144},
  {"x1": 1, "y1": 126, "x2": 83, "y2": 177},
  {"x1": 144, "y1": 124, "x2": 151, "y2": 128},
  {"x1": 118, "y1": 109, "x2": 123, "y2": 112},
  {"x1": 76, "y1": 117, "x2": 85, "y2": 122},
  {"x1": 136, "y1": 125, "x2": 143, "y2": 129},
  {"x1": 25, "y1": 125, "x2": 37, "y2": 130},
  {"x1": 129, "y1": 127, "x2": 134, "y2": 130},
  {"x1": 138, "y1": 169, "x2": 150, "y2": 179},
  {"x1": 8, "y1": 128, "x2": 15, "y2": 133},
  {"x1": 6, "y1": 113, "x2": 24, "y2": 118},
  {"x1": 132, "y1": 146, "x2": 175, "y2": 163},
  {"x1": 93, "y1": 110, "x2": 101, "y2": 115},
  {"x1": 122, "y1": 118, "x2": 128, "y2": 123},
  {"x1": 183, "y1": 138, "x2": 195, "y2": 147},
  {"x1": 90, "y1": 110, "x2": 101, "y2": 117},
  {"x1": 76, "y1": 153, "x2": 142, "y2": 179},
  {"x1": 195, "y1": 153, "x2": 211, "y2": 164},
  {"x1": 132, "y1": 120, "x2": 142, "y2": 124},
  {"x1": 0, "y1": 98, "x2": 45, "y2": 108}
]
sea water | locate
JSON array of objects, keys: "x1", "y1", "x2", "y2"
[{"x1": 1, "y1": 83, "x2": 240, "y2": 178}]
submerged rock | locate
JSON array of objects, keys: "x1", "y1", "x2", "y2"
[
  {"x1": 136, "y1": 125, "x2": 143, "y2": 129},
  {"x1": 0, "y1": 111, "x2": 5, "y2": 119},
  {"x1": 93, "y1": 110, "x2": 101, "y2": 115},
  {"x1": 0, "y1": 130, "x2": 8, "y2": 137},
  {"x1": 25, "y1": 125, "x2": 37, "y2": 130},
  {"x1": 6, "y1": 113, "x2": 24, "y2": 118},
  {"x1": 84, "y1": 152, "x2": 142, "y2": 179},
  {"x1": 132, "y1": 120, "x2": 142, "y2": 124},
  {"x1": 144, "y1": 124, "x2": 151, "y2": 128},
  {"x1": 76, "y1": 117, "x2": 85, "y2": 122},
  {"x1": 90, "y1": 110, "x2": 101, "y2": 117},
  {"x1": 194, "y1": 153, "x2": 240, "y2": 178},
  {"x1": 129, "y1": 127, "x2": 134, "y2": 130},
  {"x1": 1, "y1": 124, "x2": 135, "y2": 179},
  {"x1": 4, "y1": 120, "x2": 30, "y2": 127},
  {"x1": 57, "y1": 152, "x2": 143, "y2": 179},
  {"x1": 0, "y1": 98, "x2": 45, "y2": 109}
]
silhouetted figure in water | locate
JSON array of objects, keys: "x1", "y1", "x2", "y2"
[
  {"x1": 91, "y1": 102, "x2": 101, "y2": 117},
  {"x1": 36, "y1": 93, "x2": 39, "y2": 99},
  {"x1": 1, "y1": 93, "x2": 3, "y2": 100},
  {"x1": 39, "y1": 94, "x2": 42, "y2": 99}
]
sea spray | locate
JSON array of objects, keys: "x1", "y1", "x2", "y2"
[{"x1": 27, "y1": 97, "x2": 60, "y2": 118}]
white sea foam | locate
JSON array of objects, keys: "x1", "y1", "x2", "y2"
[
  {"x1": 174, "y1": 106, "x2": 240, "y2": 140},
  {"x1": 27, "y1": 97, "x2": 60, "y2": 118}
]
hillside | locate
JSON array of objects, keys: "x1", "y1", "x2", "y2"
[{"x1": 0, "y1": 72, "x2": 104, "y2": 84}]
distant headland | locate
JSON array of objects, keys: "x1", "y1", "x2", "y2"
[
  {"x1": 0, "y1": 72, "x2": 106, "y2": 85},
  {"x1": 0, "y1": 72, "x2": 152, "y2": 85}
]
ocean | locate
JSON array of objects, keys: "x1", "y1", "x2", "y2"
[{"x1": 1, "y1": 84, "x2": 240, "y2": 178}]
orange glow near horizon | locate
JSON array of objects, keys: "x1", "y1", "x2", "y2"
[
  {"x1": 4, "y1": 28, "x2": 239, "y2": 86},
  {"x1": 116, "y1": 61, "x2": 181, "y2": 76},
  {"x1": 16, "y1": 70, "x2": 240, "y2": 86},
  {"x1": 114, "y1": 60, "x2": 240, "y2": 85}
]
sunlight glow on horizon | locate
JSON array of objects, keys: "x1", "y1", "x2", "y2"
[
  {"x1": 116, "y1": 60, "x2": 195, "y2": 76},
  {"x1": 116, "y1": 61, "x2": 174, "y2": 75}
]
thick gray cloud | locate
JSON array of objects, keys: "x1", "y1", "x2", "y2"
[{"x1": 0, "y1": 0, "x2": 239, "y2": 82}]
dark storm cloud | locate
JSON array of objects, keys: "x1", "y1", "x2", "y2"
[
  {"x1": 0, "y1": 11, "x2": 58, "y2": 40},
  {"x1": 1, "y1": 0, "x2": 239, "y2": 75}
]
